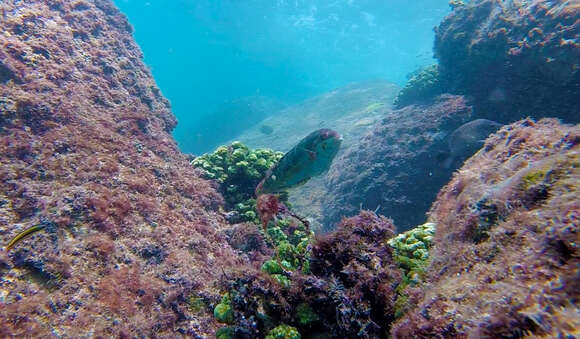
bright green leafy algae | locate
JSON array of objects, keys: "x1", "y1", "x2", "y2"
[
  {"x1": 260, "y1": 218, "x2": 313, "y2": 282},
  {"x1": 265, "y1": 324, "x2": 301, "y2": 339},
  {"x1": 192, "y1": 142, "x2": 283, "y2": 222},
  {"x1": 388, "y1": 222, "x2": 436, "y2": 318},
  {"x1": 214, "y1": 294, "x2": 234, "y2": 324},
  {"x1": 388, "y1": 222, "x2": 435, "y2": 284},
  {"x1": 216, "y1": 327, "x2": 235, "y2": 339}
]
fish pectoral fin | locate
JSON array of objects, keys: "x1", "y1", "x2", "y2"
[{"x1": 307, "y1": 150, "x2": 317, "y2": 160}]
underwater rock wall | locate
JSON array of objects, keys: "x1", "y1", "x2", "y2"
[
  {"x1": 323, "y1": 94, "x2": 473, "y2": 232},
  {"x1": 391, "y1": 118, "x2": 580, "y2": 337},
  {"x1": 434, "y1": 0, "x2": 579, "y2": 123},
  {"x1": 0, "y1": 0, "x2": 240, "y2": 336}
]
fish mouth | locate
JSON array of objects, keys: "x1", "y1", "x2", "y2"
[
  {"x1": 319, "y1": 128, "x2": 342, "y2": 141},
  {"x1": 328, "y1": 130, "x2": 342, "y2": 140}
]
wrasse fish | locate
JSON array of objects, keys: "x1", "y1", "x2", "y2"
[{"x1": 256, "y1": 128, "x2": 342, "y2": 194}]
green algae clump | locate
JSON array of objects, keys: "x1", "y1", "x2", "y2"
[
  {"x1": 265, "y1": 324, "x2": 301, "y2": 339},
  {"x1": 261, "y1": 259, "x2": 284, "y2": 275},
  {"x1": 192, "y1": 142, "x2": 283, "y2": 222},
  {"x1": 394, "y1": 64, "x2": 443, "y2": 108},
  {"x1": 296, "y1": 303, "x2": 319, "y2": 327},
  {"x1": 261, "y1": 218, "x2": 314, "y2": 286},
  {"x1": 214, "y1": 294, "x2": 234, "y2": 324},
  {"x1": 388, "y1": 222, "x2": 435, "y2": 284},
  {"x1": 216, "y1": 327, "x2": 235, "y2": 339},
  {"x1": 388, "y1": 222, "x2": 436, "y2": 318}
]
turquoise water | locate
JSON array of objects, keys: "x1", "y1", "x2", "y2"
[{"x1": 114, "y1": 0, "x2": 449, "y2": 154}]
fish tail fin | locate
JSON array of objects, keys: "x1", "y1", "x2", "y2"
[
  {"x1": 436, "y1": 151, "x2": 454, "y2": 169},
  {"x1": 442, "y1": 155, "x2": 454, "y2": 169}
]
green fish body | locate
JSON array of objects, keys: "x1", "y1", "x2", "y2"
[{"x1": 256, "y1": 128, "x2": 342, "y2": 194}]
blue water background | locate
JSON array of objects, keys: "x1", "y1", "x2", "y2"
[{"x1": 114, "y1": 0, "x2": 450, "y2": 154}]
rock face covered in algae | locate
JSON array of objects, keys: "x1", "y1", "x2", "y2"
[
  {"x1": 434, "y1": 0, "x2": 579, "y2": 123},
  {"x1": 1, "y1": 1, "x2": 578, "y2": 338},
  {"x1": 323, "y1": 94, "x2": 473, "y2": 232},
  {"x1": 391, "y1": 118, "x2": 580, "y2": 338},
  {"x1": 393, "y1": 65, "x2": 443, "y2": 108},
  {"x1": 0, "y1": 1, "x2": 242, "y2": 337}
]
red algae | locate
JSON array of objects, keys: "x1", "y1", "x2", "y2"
[
  {"x1": 0, "y1": 0, "x2": 242, "y2": 336},
  {"x1": 391, "y1": 118, "x2": 580, "y2": 338}
]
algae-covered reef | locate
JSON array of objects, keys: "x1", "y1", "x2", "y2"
[
  {"x1": 392, "y1": 118, "x2": 580, "y2": 338},
  {"x1": 434, "y1": 0, "x2": 579, "y2": 123},
  {"x1": 394, "y1": 0, "x2": 579, "y2": 125},
  {"x1": 214, "y1": 210, "x2": 404, "y2": 339},
  {"x1": 1, "y1": 0, "x2": 578, "y2": 338},
  {"x1": 0, "y1": 0, "x2": 242, "y2": 336},
  {"x1": 211, "y1": 119, "x2": 579, "y2": 339}
]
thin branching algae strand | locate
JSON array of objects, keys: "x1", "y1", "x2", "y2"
[{"x1": 5, "y1": 224, "x2": 46, "y2": 251}]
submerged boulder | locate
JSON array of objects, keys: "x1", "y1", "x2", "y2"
[
  {"x1": 434, "y1": 0, "x2": 579, "y2": 123},
  {"x1": 392, "y1": 118, "x2": 580, "y2": 338},
  {"x1": 323, "y1": 94, "x2": 474, "y2": 232}
]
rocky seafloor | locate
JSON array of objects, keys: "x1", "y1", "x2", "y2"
[{"x1": 0, "y1": 0, "x2": 578, "y2": 338}]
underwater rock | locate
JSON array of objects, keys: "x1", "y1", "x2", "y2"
[
  {"x1": 235, "y1": 80, "x2": 399, "y2": 153},
  {"x1": 391, "y1": 118, "x2": 580, "y2": 338},
  {"x1": 0, "y1": 1, "x2": 242, "y2": 337},
  {"x1": 323, "y1": 94, "x2": 474, "y2": 232},
  {"x1": 435, "y1": 0, "x2": 579, "y2": 123}
]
